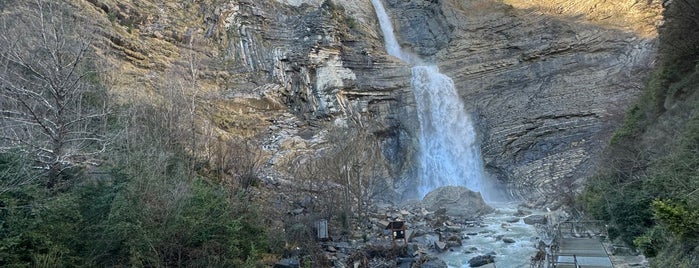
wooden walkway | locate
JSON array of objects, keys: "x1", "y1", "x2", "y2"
[{"x1": 548, "y1": 221, "x2": 613, "y2": 268}]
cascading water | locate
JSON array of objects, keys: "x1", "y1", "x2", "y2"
[
  {"x1": 370, "y1": 0, "x2": 489, "y2": 199},
  {"x1": 370, "y1": 2, "x2": 541, "y2": 267}
]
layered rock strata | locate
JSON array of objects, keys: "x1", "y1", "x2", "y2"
[
  {"x1": 381, "y1": 0, "x2": 660, "y2": 200},
  {"x1": 85, "y1": 0, "x2": 661, "y2": 202}
]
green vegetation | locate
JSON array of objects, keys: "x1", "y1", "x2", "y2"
[
  {"x1": 581, "y1": 1, "x2": 699, "y2": 266},
  {"x1": 0, "y1": 1, "x2": 269, "y2": 267},
  {"x1": 0, "y1": 149, "x2": 267, "y2": 267}
]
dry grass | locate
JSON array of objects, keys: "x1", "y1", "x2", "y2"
[{"x1": 502, "y1": 0, "x2": 662, "y2": 37}]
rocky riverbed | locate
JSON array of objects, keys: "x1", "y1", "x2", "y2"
[{"x1": 274, "y1": 186, "x2": 562, "y2": 268}]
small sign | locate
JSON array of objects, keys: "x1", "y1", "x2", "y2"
[
  {"x1": 317, "y1": 219, "x2": 328, "y2": 240},
  {"x1": 386, "y1": 221, "x2": 407, "y2": 242}
]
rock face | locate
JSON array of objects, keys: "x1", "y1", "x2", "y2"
[
  {"x1": 384, "y1": 0, "x2": 660, "y2": 200},
  {"x1": 89, "y1": 0, "x2": 662, "y2": 202},
  {"x1": 422, "y1": 186, "x2": 494, "y2": 218},
  {"x1": 383, "y1": 0, "x2": 453, "y2": 59}
]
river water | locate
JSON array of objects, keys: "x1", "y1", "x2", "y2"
[{"x1": 438, "y1": 203, "x2": 542, "y2": 268}]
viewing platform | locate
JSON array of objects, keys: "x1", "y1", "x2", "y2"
[{"x1": 548, "y1": 221, "x2": 613, "y2": 268}]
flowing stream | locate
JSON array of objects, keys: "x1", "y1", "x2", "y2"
[{"x1": 370, "y1": 1, "x2": 539, "y2": 267}]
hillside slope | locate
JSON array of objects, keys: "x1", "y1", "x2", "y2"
[{"x1": 581, "y1": 0, "x2": 699, "y2": 266}]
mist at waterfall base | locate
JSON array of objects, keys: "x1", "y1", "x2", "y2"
[{"x1": 370, "y1": 0, "x2": 507, "y2": 202}]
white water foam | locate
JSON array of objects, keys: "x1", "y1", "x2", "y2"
[{"x1": 370, "y1": 0, "x2": 498, "y2": 200}]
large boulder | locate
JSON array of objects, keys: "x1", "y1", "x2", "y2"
[
  {"x1": 422, "y1": 186, "x2": 494, "y2": 218},
  {"x1": 468, "y1": 254, "x2": 495, "y2": 267}
]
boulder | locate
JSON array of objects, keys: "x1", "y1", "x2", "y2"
[
  {"x1": 502, "y1": 238, "x2": 516, "y2": 244},
  {"x1": 468, "y1": 254, "x2": 495, "y2": 267},
  {"x1": 523, "y1": 215, "x2": 548, "y2": 225},
  {"x1": 274, "y1": 258, "x2": 299, "y2": 268},
  {"x1": 514, "y1": 209, "x2": 533, "y2": 217},
  {"x1": 397, "y1": 257, "x2": 417, "y2": 268},
  {"x1": 505, "y1": 217, "x2": 520, "y2": 223},
  {"x1": 434, "y1": 241, "x2": 448, "y2": 252},
  {"x1": 421, "y1": 258, "x2": 448, "y2": 268},
  {"x1": 421, "y1": 186, "x2": 494, "y2": 218},
  {"x1": 447, "y1": 235, "x2": 463, "y2": 247}
]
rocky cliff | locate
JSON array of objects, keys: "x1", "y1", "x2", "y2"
[
  {"x1": 382, "y1": 0, "x2": 661, "y2": 201},
  {"x1": 82, "y1": 0, "x2": 661, "y2": 202},
  {"x1": 78, "y1": 0, "x2": 416, "y2": 198}
]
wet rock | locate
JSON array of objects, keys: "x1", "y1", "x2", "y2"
[
  {"x1": 422, "y1": 186, "x2": 494, "y2": 218},
  {"x1": 514, "y1": 209, "x2": 533, "y2": 217},
  {"x1": 468, "y1": 254, "x2": 495, "y2": 267},
  {"x1": 502, "y1": 238, "x2": 516, "y2": 244},
  {"x1": 434, "y1": 241, "x2": 448, "y2": 252},
  {"x1": 445, "y1": 225, "x2": 462, "y2": 233},
  {"x1": 384, "y1": 0, "x2": 452, "y2": 58},
  {"x1": 523, "y1": 215, "x2": 547, "y2": 225},
  {"x1": 505, "y1": 217, "x2": 520, "y2": 223},
  {"x1": 447, "y1": 235, "x2": 462, "y2": 247},
  {"x1": 421, "y1": 258, "x2": 448, "y2": 268}
]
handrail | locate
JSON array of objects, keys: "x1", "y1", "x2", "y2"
[
  {"x1": 551, "y1": 253, "x2": 579, "y2": 268},
  {"x1": 548, "y1": 221, "x2": 608, "y2": 268},
  {"x1": 557, "y1": 221, "x2": 607, "y2": 239}
]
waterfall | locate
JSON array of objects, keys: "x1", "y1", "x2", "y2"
[{"x1": 370, "y1": 0, "x2": 492, "y2": 200}]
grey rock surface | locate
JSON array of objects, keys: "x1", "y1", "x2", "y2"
[
  {"x1": 523, "y1": 215, "x2": 548, "y2": 225},
  {"x1": 126, "y1": 0, "x2": 660, "y2": 203},
  {"x1": 432, "y1": 1, "x2": 658, "y2": 200},
  {"x1": 468, "y1": 254, "x2": 495, "y2": 267},
  {"x1": 422, "y1": 186, "x2": 494, "y2": 218},
  {"x1": 421, "y1": 258, "x2": 448, "y2": 268}
]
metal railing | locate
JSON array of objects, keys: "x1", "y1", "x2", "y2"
[
  {"x1": 546, "y1": 221, "x2": 608, "y2": 268},
  {"x1": 557, "y1": 221, "x2": 607, "y2": 239},
  {"x1": 551, "y1": 254, "x2": 579, "y2": 268}
]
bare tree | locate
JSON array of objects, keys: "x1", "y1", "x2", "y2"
[
  {"x1": 0, "y1": 0, "x2": 108, "y2": 188},
  {"x1": 208, "y1": 137, "x2": 265, "y2": 190},
  {"x1": 314, "y1": 123, "x2": 389, "y2": 230}
]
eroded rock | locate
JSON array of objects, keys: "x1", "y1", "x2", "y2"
[
  {"x1": 523, "y1": 215, "x2": 548, "y2": 225},
  {"x1": 421, "y1": 258, "x2": 448, "y2": 268},
  {"x1": 468, "y1": 254, "x2": 495, "y2": 267},
  {"x1": 422, "y1": 186, "x2": 494, "y2": 219}
]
